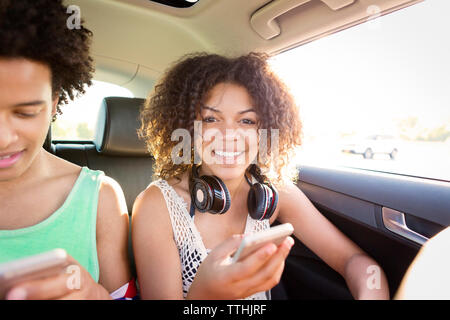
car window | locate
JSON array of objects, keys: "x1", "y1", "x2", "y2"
[
  {"x1": 51, "y1": 80, "x2": 134, "y2": 141},
  {"x1": 269, "y1": 0, "x2": 450, "y2": 182}
]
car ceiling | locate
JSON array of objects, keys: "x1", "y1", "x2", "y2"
[{"x1": 67, "y1": 0, "x2": 422, "y2": 97}]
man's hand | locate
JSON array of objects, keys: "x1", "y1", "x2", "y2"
[{"x1": 6, "y1": 255, "x2": 111, "y2": 300}]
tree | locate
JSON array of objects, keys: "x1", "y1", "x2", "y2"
[
  {"x1": 422, "y1": 125, "x2": 450, "y2": 142},
  {"x1": 76, "y1": 122, "x2": 93, "y2": 140},
  {"x1": 397, "y1": 116, "x2": 419, "y2": 141}
]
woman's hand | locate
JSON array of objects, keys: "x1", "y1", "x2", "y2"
[
  {"x1": 5, "y1": 255, "x2": 111, "y2": 300},
  {"x1": 187, "y1": 234, "x2": 294, "y2": 300}
]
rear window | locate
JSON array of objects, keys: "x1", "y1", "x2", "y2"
[
  {"x1": 269, "y1": 0, "x2": 450, "y2": 182},
  {"x1": 51, "y1": 80, "x2": 134, "y2": 141}
]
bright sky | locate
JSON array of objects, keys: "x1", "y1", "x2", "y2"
[{"x1": 269, "y1": 0, "x2": 450, "y2": 142}]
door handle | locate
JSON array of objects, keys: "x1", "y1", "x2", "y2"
[{"x1": 382, "y1": 207, "x2": 429, "y2": 246}]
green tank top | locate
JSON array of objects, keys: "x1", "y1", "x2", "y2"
[{"x1": 0, "y1": 167, "x2": 103, "y2": 282}]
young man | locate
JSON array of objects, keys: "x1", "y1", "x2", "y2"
[
  {"x1": 0, "y1": 0, "x2": 131, "y2": 299},
  {"x1": 0, "y1": 0, "x2": 293, "y2": 300}
]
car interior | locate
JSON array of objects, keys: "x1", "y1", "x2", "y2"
[{"x1": 41, "y1": 0, "x2": 449, "y2": 299}]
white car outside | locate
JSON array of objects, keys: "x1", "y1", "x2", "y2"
[{"x1": 342, "y1": 135, "x2": 399, "y2": 159}]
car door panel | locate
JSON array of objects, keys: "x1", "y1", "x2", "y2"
[
  {"x1": 298, "y1": 165, "x2": 450, "y2": 229},
  {"x1": 277, "y1": 165, "x2": 449, "y2": 299}
]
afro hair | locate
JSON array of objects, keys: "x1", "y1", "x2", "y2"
[{"x1": 0, "y1": 0, "x2": 94, "y2": 118}]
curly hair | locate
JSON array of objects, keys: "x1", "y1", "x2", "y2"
[
  {"x1": 0, "y1": 0, "x2": 94, "y2": 119},
  {"x1": 139, "y1": 52, "x2": 302, "y2": 186}
]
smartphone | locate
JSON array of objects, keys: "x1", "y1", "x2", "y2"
[
  {"x1": 231, "y1": 223, "x2": 294, "y2": 263},
  {"x1": 0, "y1": 249, "x2": 69, "y2": 299}
]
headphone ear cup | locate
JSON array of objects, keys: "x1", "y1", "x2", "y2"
[
  {"x1": 202, "y1": 175, "x2": 230, "y2": 214},
  {"x1": 215, "y1": 176, "x2": 231, "y2": 214},
  {"x1": 247, "y1": 183, "x2": 268, "y2": 220},
  {"x1": 264, "y1": 185, "x2": 278, "y2": 220},
  {"x1": 190, "y1": 178, "x2": 213, "y2": 213}
]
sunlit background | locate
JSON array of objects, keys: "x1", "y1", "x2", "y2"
[
  {"x1": 52, "y1": 0, "x2": 450, "y2": 181},
  {"x1": 268, "y1": 0, "x2": 450, "y2": 181}
]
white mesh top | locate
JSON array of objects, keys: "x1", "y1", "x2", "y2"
[{"x1": 151, "y1": 179, "x2": 270, "y2": 300}]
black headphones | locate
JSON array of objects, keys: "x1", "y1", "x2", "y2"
[{"x1": 189, "y1": 164, "x2": 278, "y2": 220}]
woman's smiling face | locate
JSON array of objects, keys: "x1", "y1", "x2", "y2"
[{"x1": 195, "y1": 82, "x2": 259, "y2": 181}]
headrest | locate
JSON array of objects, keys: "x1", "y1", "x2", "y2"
[{"x1": 94, "y1": 97, "x2": 148, "y2": 156}]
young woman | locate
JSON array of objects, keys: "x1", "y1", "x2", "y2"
[
  {"x1": 133, "y1": 52, "x2": 390, "y2": 300},
  {"x1": 0, "y1": 0, "x2": 131, "y2": 299}
]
